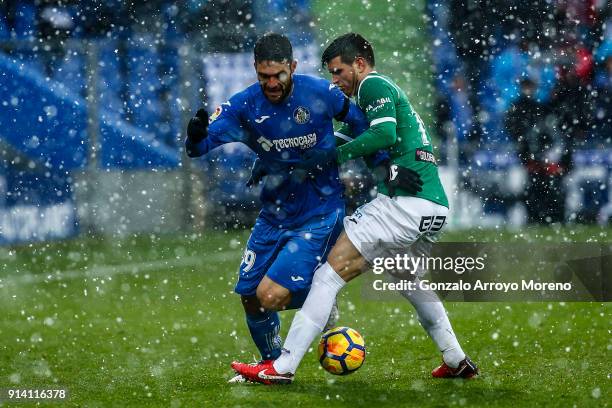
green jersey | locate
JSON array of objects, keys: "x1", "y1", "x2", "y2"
[{"x1": 335, "y1": 72, "x2": 448, "y2": 208}]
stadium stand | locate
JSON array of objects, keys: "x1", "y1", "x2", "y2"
[
  {"x1": 2, "y1": 0, "x2": 610, "y2": 244},
  {"x1": 0, "y1": 0, "x2": 317, "y2": 242},
  {"x1": 427, "y1": 0, "x2": 612, "y2": 225}
]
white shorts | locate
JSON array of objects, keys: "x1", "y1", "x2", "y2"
[{"x1": 343, "y1": 194, "x2": 449, "y2": 267}]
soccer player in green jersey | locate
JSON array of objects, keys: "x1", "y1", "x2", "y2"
[{"x1": 232, "y1": 33, "x2": 479, "y2": 384}]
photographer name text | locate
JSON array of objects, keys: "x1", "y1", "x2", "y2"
[{"x1": 372, "y1": 279, "x2": 572, "y2": 292}]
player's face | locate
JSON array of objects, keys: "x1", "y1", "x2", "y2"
[
  {"x1": 255, "y1": 60, "x2": 296, "y2": 103},
  {"x1": 326, "y1": 56, "x2": 358, "y2": 97}
]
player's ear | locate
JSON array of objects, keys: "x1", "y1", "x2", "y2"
[
  {"x1": 290, "y1": 59, "x2": 297, "y2": 73},
  {"x1": 354, "y1": 57, "x2": 366, "y2": 74}
]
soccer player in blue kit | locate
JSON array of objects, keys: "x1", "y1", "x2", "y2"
[{"x1": 185, "y1": 33, "x2": 403, "y2": 377}]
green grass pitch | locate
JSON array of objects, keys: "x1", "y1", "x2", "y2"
[{"x1": 0, "y1": 227, "x2": 609, "y2": 407}]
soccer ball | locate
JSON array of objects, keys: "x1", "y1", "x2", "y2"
[{"x1": 318, "y1": 326, "x2": 366, "y2": 375}]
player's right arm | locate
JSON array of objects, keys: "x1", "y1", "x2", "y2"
[
  {"x1": 334, "y1": 77, "x2": 423, "y2": 195},
  {"x1": 334, "y1": 123, "x2": 353, "y2": 147},
  {"x1": 185, "y1": 94, "x2": 248, "y2": 157},
  {"x1": 336, "y1": 78, "x2": 398, "y2": 164}
]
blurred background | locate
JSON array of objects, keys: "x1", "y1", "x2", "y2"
[{"x1": 0, "y1": 0, "x2": 610, "y2": 245}]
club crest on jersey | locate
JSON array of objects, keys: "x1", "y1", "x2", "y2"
[{"x1": 293, "y1": 106, "x2": 310, "y2": 125}]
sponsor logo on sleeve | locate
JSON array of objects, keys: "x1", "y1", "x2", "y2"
[
  {"x1": 209, "y1": 101, "x2": 232, "y2": 124},
  {"x1": 365, "y1": 97, "x2": 392, "y2": 113},
  {"x1": 415, "y1": 149, "x2": 437, "y2": 166},
  {"x1": 209, "y1": 105, "x2": 223, "y2": 123}
]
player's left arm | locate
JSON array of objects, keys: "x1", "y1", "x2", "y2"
[{"x1": 336, "y1": 81, "x2": 397, "y2": 164}]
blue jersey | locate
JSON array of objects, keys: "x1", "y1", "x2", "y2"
[{"x1": 186, "y1": 74, "x2": 368, "y2": 227}]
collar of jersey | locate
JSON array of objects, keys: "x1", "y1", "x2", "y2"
[
  {"x1": 356, "y1": 71, "x2": 380, "y2": 102},
  {"x1": 357, "y1": 71, "x2": 401, "y2": 102}
]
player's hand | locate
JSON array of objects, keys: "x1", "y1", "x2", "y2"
[
  {"x1": 296, "y1": 148, "x2": 338, "y2": 171},
  {"x1": 369, "y1": 150, "x2": 390, "y2": 167},
  {"x1": 246, "y1": 158, "x2": 267, "y2": 187},
  {"x1": 187, "y1": 109, "x2": 209, "y2": 143},
  {"x1": 288, "y1": 148, "x2": 337, "y2": 183},
  {"x1": 368, "y1": 151, "x2": 391, "y2": 182},
  {"x1": 385, "y1": 164, "x2": 423, "y2": 196}
]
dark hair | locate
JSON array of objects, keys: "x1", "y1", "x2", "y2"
[
  {"x1": 254, "y1": 33, "x2": 293, "y2": 63},
  {"x1": 321, "y1": 33, "x2": 375, "y2": 68}
]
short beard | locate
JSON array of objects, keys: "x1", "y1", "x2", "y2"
[{"x1": 263, "y1": 78, "x2": 293, "y2": 103}]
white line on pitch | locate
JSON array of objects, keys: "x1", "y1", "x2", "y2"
[{"x1": 0, "y1": 250, "x2": 242, "y2": 286}]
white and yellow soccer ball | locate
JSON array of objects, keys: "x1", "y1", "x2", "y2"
[{"x1": 318, "y1": 326, "x2": 366, "y2": 375}]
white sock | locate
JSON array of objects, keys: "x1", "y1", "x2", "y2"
[
  {"x1": 273, "y1": 262, "x2": 346, "y2": 374},
  {"x1": 400, "y1": 278, "x2": 465, "y2": 368}
]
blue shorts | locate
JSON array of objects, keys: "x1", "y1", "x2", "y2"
[{"x1": 235, "y1": 208, "x2": 344, "y2": 296}]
